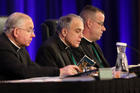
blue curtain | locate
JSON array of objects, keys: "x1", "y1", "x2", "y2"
[{"x1": 0, "y1": 0, "x2": 139, "y2": 66}]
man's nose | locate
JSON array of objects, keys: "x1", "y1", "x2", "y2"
[
  {"x1": 80, "y1": 32, "x2": 83, "y2": 38},
  {"x1": 102, "y1": 25, "x2": 106, "y2": 31},
  {"x1": 31, "y1": 32, "x2": 35, "y2": 37}
]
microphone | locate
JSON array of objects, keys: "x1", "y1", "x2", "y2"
[
  {"x1": 127, "y1": 45, "x2": 140, "y2": 55},
  {"x1": 126, "y1": 44, "x2": 140, "y2": 67},
  {"x1": 127, "y1": 45, "x2": 140, "y2": 75}
]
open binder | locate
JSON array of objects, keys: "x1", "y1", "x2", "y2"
[
  {"x1": 64, "y1": 55, "x2": 98, "y2": 78},
  {"x1": 77, "y1": 55, "x2": 96, "y2": 72}
]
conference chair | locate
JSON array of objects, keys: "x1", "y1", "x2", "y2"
[
  {"x1": 41, "y1": 19, "x2": 58, "y2": 42},
  {"x1": 0, "y1": 16, "x2": 8, "y2": 34}
]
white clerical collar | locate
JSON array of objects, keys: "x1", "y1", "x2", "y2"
[
  {"x1": 9, "y1": 39, "x2": 21, "y2": 52},
  {"x1": 59, "y1": 37, "x2": 70, "y2": 49},
  {"x1": 83, "y1": 37, "x2": 92, "y2": 43}
]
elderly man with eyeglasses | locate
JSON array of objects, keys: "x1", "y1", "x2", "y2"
[{"x1": 0, "y1": 12, "x2": 80, "y2": 80}]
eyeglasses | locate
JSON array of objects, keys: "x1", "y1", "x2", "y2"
[
  {"x1": 95, "y1": 21, "x2": 104, "y2": 26},
  {"x1": 16, "y1": 27, "x2": 35, "y2": 34},
  {"x1": 91, "y1": 19, "x2": 104, "y2": 26}
]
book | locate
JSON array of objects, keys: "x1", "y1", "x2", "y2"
[{"x1": 77, "y1": 55, "x2": 96, "y2": 72}]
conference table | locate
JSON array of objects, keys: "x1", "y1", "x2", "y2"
[{"x1": 0, "y1": 76, "x2": 140, "y2": 93}]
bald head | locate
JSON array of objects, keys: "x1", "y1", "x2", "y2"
[{"x1": 4, "y1": 12, "x2": 33, "y2": 33}]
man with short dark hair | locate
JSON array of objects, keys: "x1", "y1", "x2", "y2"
[{"x1": 73, "y1": 5, "x2": 110, "y2": 68}]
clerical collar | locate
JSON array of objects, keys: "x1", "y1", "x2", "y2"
[
  {"x1": 9, "y1": 39, "x2": 21, "y2": 52},
  {"x1": 83, "y1": 37, "x2": 92, "y2": 43},
  {"x1": 59, "y1": 36, "x2": 70, "y2": 49}
]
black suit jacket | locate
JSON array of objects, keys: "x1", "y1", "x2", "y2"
[
  {"x1": 72, "y1": 38, "x2": 110, "y2": 68},
  {"x1": 0, "y1": 33, "x2": 59, "y2": 80},
  {"x1": 36, "y1": 34, "x2": 75, "y2": 68}
]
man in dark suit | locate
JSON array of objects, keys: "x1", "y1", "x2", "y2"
[
  {"x1": 36, "y1": 14, "x2": 84, "y2": 69},
  {"x1": 0, "y1": 12, "x2": 80, "y2": 80},
  {"x1": 72, "y1": 5, "x2": 110, "y2": 68}
]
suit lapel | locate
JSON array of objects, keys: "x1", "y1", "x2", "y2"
[
  {"x1": 93, "y1": 43, "x2": 110, "y2": 67},
  {"x1": 56, "y1": 36, "x2": 74, "y2": 66},
  {"x1": 61, "y1": 50, "x2": 73, "y2": 66}
]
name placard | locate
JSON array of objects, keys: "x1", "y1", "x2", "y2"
[{"x1": 99, "y1": 68, "x2": 113, "y2": 80}]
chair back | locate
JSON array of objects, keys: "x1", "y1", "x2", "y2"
[
  {"x1": 0, "y1": 16, "x2": 8, "y2": 34},
  {"x1": 41, "y1": 19, "x2": 58, "y2": 41}
]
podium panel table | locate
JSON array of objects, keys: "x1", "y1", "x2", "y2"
[{"x1": 0, "y1": 77, "x2": 140, "y2": 93}]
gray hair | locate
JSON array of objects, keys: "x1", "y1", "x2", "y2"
[
  {"x1": 57, "y1": 14, "x2": 83, "y2": 33},
  {"x1": 4, "y1": 12, "x2": 31, "y2": 33}
]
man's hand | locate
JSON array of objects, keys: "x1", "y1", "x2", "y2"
[{"x1": 59, "y1": 65, "x2": 80, "y2": 78}]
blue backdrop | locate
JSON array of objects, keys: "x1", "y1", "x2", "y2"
[{"x1": 0, "y1": 0, "x2": 139, "y2": 66}]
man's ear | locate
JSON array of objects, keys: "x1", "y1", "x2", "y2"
[
  {"x1": 12, "y1": 28, "x2": 19, "y2": 38},
  {"x1": 86, "y1": 19, "x2": 92, "y2": 29},
  {"x1": 61, "y1": 28, "x2": 68, "y2": 37}
]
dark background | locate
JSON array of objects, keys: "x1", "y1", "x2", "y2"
[{"x1": 0, "y1": 0, "x2": 140, "y2": 66}]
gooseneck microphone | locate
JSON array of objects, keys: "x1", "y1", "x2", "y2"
[{"x1": 127, "y1": 45, "x2": 140, "y2": 55}]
